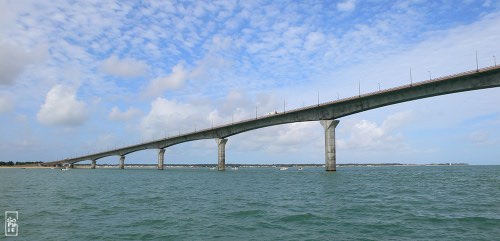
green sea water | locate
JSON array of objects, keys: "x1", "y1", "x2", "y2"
[{"x1": 1, "y1": 166, "x2": 499, "y2": 240}]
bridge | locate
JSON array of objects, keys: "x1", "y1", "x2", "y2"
[{"x1": 43, "y1": 65, "x2": 500, "y2": 171}]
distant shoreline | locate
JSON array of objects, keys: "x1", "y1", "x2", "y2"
[
  {"x1": 0, "y1": 163, "x2": 471, "y2": 169},
  {"x1": 0, "y1": 165, "x2": 52, "y2": 169}
]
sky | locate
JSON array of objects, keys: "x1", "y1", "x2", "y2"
[{"x1": 1, "y1": 0, "x2": 499, "y2": 165}]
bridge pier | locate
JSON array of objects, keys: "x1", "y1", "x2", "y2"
[
  {"x1": 321, "y1": 120, "x2": 340, "y2": 171},
  {"x1": 119, "y1": 155, "x2": 125, "y2": 169},
  {"x1": 216, "y1": 138, "x2": 228, "y2": 171},
  {"x1": 158, "y1": 149, "x2": 165, "y2": 170},
  {"x1": 91, "y1": 159, "x2": 96, "y2": 169}
]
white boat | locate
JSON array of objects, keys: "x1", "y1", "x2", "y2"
[
  {"x1": 231, "y1": 167, "x2": 238, "y2": 170},
  {"x1": 279, "y1": 167, "x2": 288, "y2": 171},
  {"x1": 298, "y1": 167, "x2": 303, "y2": 170},
  {"x1": 209, "y1": 167, "x2": 216, "y2": 170},
  {"x1": 61, "y1": 167, "x2": 69, "y2": 171}
]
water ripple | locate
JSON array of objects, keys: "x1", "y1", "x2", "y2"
[{"x1": 0, "y1": 166, "x2": 499, "y2": 240}]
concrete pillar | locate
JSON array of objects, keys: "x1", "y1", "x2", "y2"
[
  {"x1": 69, "y1": 163, "x2": 74, "y2": 169},
  {"x1": 320, "y1": 120, "x2": 340, "y2": 171},
  {"x1": 91, "y1": 160, "x2": 96, "y2": 169},
  {"x1": 119, "y1": 155, "x2": 125, "y2": 169},
  {"x1": 158, "y1": 149, "x2": 165, "y2": 170},
  {"x1": 216, "y1": 138, "x2": 228, "y2": 171}
]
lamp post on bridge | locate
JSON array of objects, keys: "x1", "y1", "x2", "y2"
[
  {"x1": 317, "y1": 90, "x2": 320, "y2": 106},
  {"x1": 494, "y1": 55, "x2": 497, "y2": 66},
  {"x1": 410, "y1": 68, "x2": 413, "y2": 86},
  {"x1": 476, "y1": 50, "x2": 479, "y2": 72},
  {"x1": 358, "y1": 81, "x2": 361, "y2": 97},
  {"x1": 428, "y1": 70, "x2": 432, "y2": 81}
]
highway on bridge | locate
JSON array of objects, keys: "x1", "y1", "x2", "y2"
[{"x1": 43, "y1": 65, "x2": 500, "y2": 171}]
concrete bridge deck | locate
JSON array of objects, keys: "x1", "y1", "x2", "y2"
[{"x1": 43, "y1": 65, "x2": 500, "y2": 170}]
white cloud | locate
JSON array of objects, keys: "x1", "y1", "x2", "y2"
[
  {"x1": 37, "y1": 85, "x2": 87, "y2": 126},
  {"x1": 0, "y1": 95, "x2": 13, "y2": 113},
  {"x1": 100, "y1": 55, "x2": 149, "y2": 78},
  {"x1": 469, "y1": 130, "x2": 494, "y2": 146},
  {"x1": 140, "y1": 98, "x2": 211, "y2": 139},
  {"x1": 145, "y1": 63, "x2": 189, "y2": 96},
  {"x1": 381, "y1": 110, "x2": 415, "y2": 131},
  {"x1": 482, "y1": 0, "x2": 492, "y2": 7},
  {"x1": 108, "y1": 107, "x2": 142, "y2": 121},
  {"x1": 341, "y1": 120, "x2": 386, "y2": 148},
  {"x1": 233, "y1": 122, "x2": 322, "y2": 153},
  {"x1": 0, "y1": 0, "x2": 16, "y2": 28},
  {"x1": 304, "y1": 31, "x2": 326, "y2": 51},
  {"x1": 337, "y1": 0, "x2": 356, "y2": 12},
  {"x1": 143, "y1": 54, "x2": 229, "y2": 97},
  {"x1": 0, "y1": 44, "x2": 47, "y2": 85},
  {"x1": 339, "y1": 111, "x2": 415, "y2": 150},
  {"x1": 218, "y1": 90, "x2": 253, "y2": 119},
  {"x1": 16, "y1": 114, "x2": 28, "y2": 123}
]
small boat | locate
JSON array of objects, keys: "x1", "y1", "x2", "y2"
[
  {"x1": 61, "y1": 167, "x2": 69, "y2": 171},
  {"x1": 298, "y1": 167, "x2": 303, "y2": 171},
  {"x1": 209, "y1": 167, "x2": 216, "y2": 170},
  {"x1": 279, "y1": 167, "x2": 288, "y2": 171},
  {"x1": 231, "y1": 167, "x2": 238, "y2": 170}
]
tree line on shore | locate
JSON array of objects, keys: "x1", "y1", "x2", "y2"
[{"x1": 0, "y1": 161, "x2": 43, "y2": 166}]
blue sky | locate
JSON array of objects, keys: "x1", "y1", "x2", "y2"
[{"x1": 1, "y1": 0, "x2": 499, "y2": 165}]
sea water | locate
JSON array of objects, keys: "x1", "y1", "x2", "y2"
[{"x1": 0, "y1": 166, "x2": 499, "y2": 240}]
